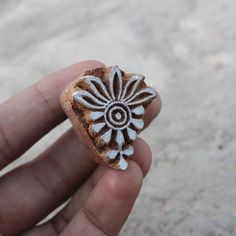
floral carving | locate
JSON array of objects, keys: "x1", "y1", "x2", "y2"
[{"x1": 72, "y1": 65, "x2": 157, "y2": 170}]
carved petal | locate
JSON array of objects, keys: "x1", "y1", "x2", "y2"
[
  {"x1": 107, "y1": 150, "x2": 119, "y2": 160},
  {"x1": 109, "y1": 65, "x2": 123, "y2": 100},
  {"x1": 73, "y1": 91, "x2": 106, "y2": 110},
  {"x1": 127, "y1": 127, "x2": 137, "y2": 141},
  {"x1": 122, "y1": 146, "x2": 134, "y2": 157},
  {"x1": 131, "y1": 105, "x2": 145, "y2": 115},
  {"x1": 116, "y1": 130, "x2": 125, "y2": 148},
  {"x1": 118, "y1": 154, "x2": 128, "y2": 170},
  {"x1": 131, "y1": 118, "x2": 144, "y2": 130},
  {"x1": 82, "y1": 76, "x2": 112, "y2": 102},
  {"x1": 121, "y1": 74, "x2": 144, "y2": 101},
  {"x1": 101, "y1": 128, "x2": 112, "y2": 144},
  {"x1": 93, "y1": 122, "x2": 106, "y2": 134},
  {"x1": 126, "y1": 87, "x2": 157, "y2": 106},
  {"x1": 90, "y1": 111, "x2": 104, "y2": 121}
]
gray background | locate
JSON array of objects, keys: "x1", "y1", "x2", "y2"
[{"x1": 1, "y1": 0, "x2": 236, "y2": 235}]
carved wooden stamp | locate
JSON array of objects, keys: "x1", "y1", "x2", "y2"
[{"x1": 60, "y1": 65, "x2": 157, "y2": 170}]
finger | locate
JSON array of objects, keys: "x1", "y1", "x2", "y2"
[
  {"x1": 0, "y1": 129, "x2": 96, "y2": 236},
  {"x1": 61, "y1": 161, "x2": 143, "y2": 236},
  {"x1": 0, "y1": 60, "x2": 104, "y2": 169},
  {"x1": 0, "y1": 94, "x2": 160, "y2": 235},
  {"x1": 0, "y1": 94, "x2": 159, "y2": 235},
  {"x1": 22, "y1": 138, "x2": 151, "y2": 236},
  {"x1": 0, "y1": 134, "x2": 151, "y2": 236}
]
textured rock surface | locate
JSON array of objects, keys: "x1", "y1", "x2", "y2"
[{"x1": 0, "y1": 0, "x2": 236, "y2": 235}]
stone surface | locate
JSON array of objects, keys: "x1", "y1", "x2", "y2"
[{"x1": 0, "y1": 0, "x2": 236, "y2": 235}]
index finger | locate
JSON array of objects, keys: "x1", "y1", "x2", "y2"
[{"x1": 0, "y1": 60, "x2": 104, "y2": 169}]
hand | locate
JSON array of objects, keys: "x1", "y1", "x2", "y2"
[{"x1": 0, "y1": 61, "x2": 161, "y2": 236}]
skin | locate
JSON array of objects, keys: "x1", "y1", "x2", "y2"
[{"x1": 0, "y1": 60, "x2": 161, "y2": 236}]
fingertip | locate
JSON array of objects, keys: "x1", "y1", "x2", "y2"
[
  {"x1": 102, "y1": 161, "x2": 143, "y2": 200},
  {"x1": 144, "y1": 94, "x2": 162, "y2": 128},
  {"x1": 153, "y1": 93, "x2": 162, "y2": 116},
  {"x1": 73, "y1": 60, "x2": 105, "y2": 70},
  {"x1": 132, "y1": 137, "x2": 152, "y2": 177}
]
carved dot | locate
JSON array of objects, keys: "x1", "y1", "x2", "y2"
[{"x1": 115, "y1": 112, "x2": 122, "y2": 120}]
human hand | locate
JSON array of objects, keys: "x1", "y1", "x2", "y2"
[{"x1": 0, "y1": 61, "x2": 161, "y2": 236}]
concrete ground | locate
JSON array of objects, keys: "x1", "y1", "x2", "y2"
[{"x1": 0, "y1": 0, "x2": 236, "y2": 235}]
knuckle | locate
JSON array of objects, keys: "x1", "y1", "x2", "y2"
[
  {"x1": 34, "y1": 83, "x2": 59, "y2": 118},
  {"x1": 82, "y1": 206, "x2": 111, "y2": 236},
  {"x1": 51, "y1": 213, "x2": 70, "y2": 235},
  {"x1": 30, "y1": 157, "x2": 72, "y2": 198},
  {"x1": 0, "y1": 120, "x2": 16, "y2": 168}
]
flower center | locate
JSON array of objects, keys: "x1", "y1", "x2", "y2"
[
  {"x1": 104, "y1": 101, "x2": 131, "y2": 130},
  {"x1": 115, "y1": 112, "x2": 122, "y2": 120}
]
